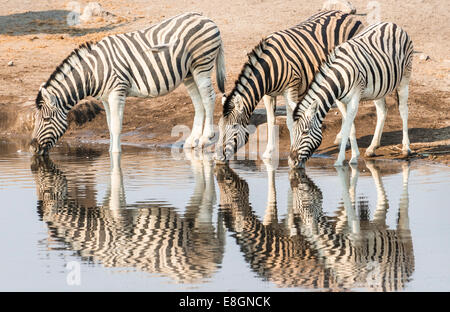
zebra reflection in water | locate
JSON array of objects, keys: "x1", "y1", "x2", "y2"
[
  {"x1": 31, "y1": 151, "x2": 225, "y2": 284},
  {"x1": 215, "y1": 161, "x2": 414, "y2": 290}
]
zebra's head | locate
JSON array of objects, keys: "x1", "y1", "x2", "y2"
[
  {"x1": 30, "y1": 85, "x2": 68, "y2": 155},
  {"x1": 289, "y1": 101, "x2": 322, "y2": 169},
  {"x1": 215, "y1": 93, "x2": 249, "y2": 163}
]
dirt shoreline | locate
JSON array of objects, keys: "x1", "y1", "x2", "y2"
[{"x1": 0, "y1": 0, "x2": 449, "y2": 165}]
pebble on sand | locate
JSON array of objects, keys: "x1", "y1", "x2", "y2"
[{"x1": 7, "y1": 61, "x2": 14, "y2": 66}]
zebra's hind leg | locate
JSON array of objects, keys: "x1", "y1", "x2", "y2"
[
  {"x1": 183, "y1": 76, "x2": 205, "y2": 149},
  {"x1": 107, "y1": 91, "x2": 126, "y2": 153},
  {"x1": 398, "y1": 77, "x2": 411, "y2": 157},
  {"x1": 365, "y1": 98, "x2": 387, "y2": 157},
  {"x1": 263, "y1": 95, "x2": 277, "y2": 159},
  {"x1": 193, "y1": 72, "x2": 216, "y2": 148}
]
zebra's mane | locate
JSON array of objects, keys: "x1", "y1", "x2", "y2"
[
  {"x1": 222, "y1": 39, "x2": 268, "y2": 116},
  {"x1": 35, "y1": 41, "x2": 96, "y2": 109}
]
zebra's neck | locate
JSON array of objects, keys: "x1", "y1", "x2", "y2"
[
  {"x1": 298, "y1": 61, "x2": 342, "y2": 123},
  {"x1": 224, "y1": 41, "x2": 275, "y2": 123},
  {"x1": 42, "y1": 43, "x2": 99, "y2": 113}
]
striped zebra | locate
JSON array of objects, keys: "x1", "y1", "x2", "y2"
[
  {"x1": 30, "y1": 12, "x2": 226, "y2": 155},
  {"x1": 31, "y1": 153, "x2": 225, "y2": 283},
  {"x1": 215, "y1": 10, "x2": 363, "y2": 162},
  {"x1": 289, "y1": 22, "x2": 414, "y2": 168}
]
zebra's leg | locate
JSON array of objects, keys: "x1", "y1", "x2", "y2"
[
  {"x1": 335, "y1": 91, "x2": 360, "y2": 166},
  {"x1": 398, "y1": 77, "x2": 412, "y2": 156},
  {"x1": 263, "y1": 95, "x2": 277, "y2": 159},
  {"x1": 283, "y1": 90, "x2": 297, "y2": 144},
  {"x1": 183, "y1": 76, "x2": 204, "y2": 149},
  {"x1": 365, "y1": 98, "x2": 387, "y2": 157},
  {"x1": 107, "y1": 91, "x2": 126, "y2": 153},
  {"x1": 334, "y1": 100, "x2": 352, "y2": 149},
  {"x1": 193, "y1": 73, "x2": 216, "y2": 148},
  {"x1": 349, "y1": 121, "x2": 359, "y2": 164},
  {"x1": 102, "y1": 100, "x2": 112, "y2": 147}
]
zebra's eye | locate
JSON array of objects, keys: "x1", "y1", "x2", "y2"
[{"x1": 43, "y1": 117, "x2": 51, "y2": 123}]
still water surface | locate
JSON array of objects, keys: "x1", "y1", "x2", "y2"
[{"x1": 0, "y1": 140, "x2": 449, "y2": 291}]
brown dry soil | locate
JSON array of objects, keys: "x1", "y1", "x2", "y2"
[{"x1": 0, "y1": 0, "x2": 449, "y2": 164}]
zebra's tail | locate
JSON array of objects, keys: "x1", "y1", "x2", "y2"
[
  {"x1": 68, "y1": 99, "x2": 104, "y2": 126},
  {"x1": 215, "y1": 42, "x2": 226, "y2": 94}
]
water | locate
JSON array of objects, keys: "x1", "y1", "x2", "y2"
[{"x1": 0, "y1": 139, "x2": 449, "y2": 291}]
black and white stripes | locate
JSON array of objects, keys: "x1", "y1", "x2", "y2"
[
  {"x1": 289, "y1": 22, "x2": 414, "y2": 168},
  {"x1": 215, "y1": 10, "x2": 363, "y2": 162},
  {"x1": 30, "y1": 12, "x2": 226, "y2": 155}
]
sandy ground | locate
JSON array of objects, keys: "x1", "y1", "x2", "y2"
[{"x1": 0, "y1": 0, "x2": 449, "y2": 164}]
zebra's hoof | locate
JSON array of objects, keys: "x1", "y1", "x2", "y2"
[
  {"x1": 365, "y1": 150, "x2": 377, "y2": 157},
  {"x1": 402, "y1": 149, "x2": 412, "y2": 157},
  {"x1": 198, "y1": 135, "x2": 215, "y2": 148},
  {"x1": 262, "y1": 150, "x2": 273, "y2": 160},
  {"x1": 334, "y1": 160, "x2": 344, "y2": 167},
  {"x1": 349, "y1": 157, "x2": 358, "y2": 165},
  {"x1": 334, "y1": 136, "x2": 342, "y2": 145}
]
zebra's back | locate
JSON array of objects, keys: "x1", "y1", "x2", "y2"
[
  {"x1": 264, "y1": 10, "x2": 363, "y2": 96},
  {"x1": 97, "y1": 12, "x2": 223, "y2": 97},
  {"x1": 333, "y1": 22, "x2": 413, "y2": 101}
]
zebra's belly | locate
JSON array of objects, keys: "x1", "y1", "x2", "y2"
[{"x1": 126, "y1": 80, "x2": 180, "y2": 98}]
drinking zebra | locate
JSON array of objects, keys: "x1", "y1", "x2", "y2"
[
  {"x1": 30, "y1": 12, "x2": 226, "y2": 155},
  {"x1": 215, "y1": 10, "x2": 363, "y2": 162},
  {"x1": 289, "y1": 22, "x2": 414, "y2": 168}
]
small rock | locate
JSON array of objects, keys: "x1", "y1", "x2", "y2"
[
  {"x1": 7, "y1": 61, "x2": 13, "y2": 66},
  {"x1": 418, "y1": 53, "x2": 430, "y2": 61}
]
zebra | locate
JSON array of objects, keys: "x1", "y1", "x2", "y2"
[
  {"x1": 289, "y1": 22, "x2": 414, "y2": 168},
  {"x1": 215, "y1": 10, "x2": 363, "y2": 162},
  {"x1": 31, "y1": 152, "x2": 225, "y2": 283},
  {"x1": 29, "y1": 12, "x2": 226, "y2": 155}
]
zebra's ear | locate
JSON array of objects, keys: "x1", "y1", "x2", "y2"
[
  {"x1": 305, "y1": 101, "x2": 319, "y2": 120},
  {"x1": 40, "y1": 87, "x2": 57, "y2": 108},
  {"x1": 234, "y1": 93, "x2": 243, "y2": 111},
  {"x1": 221, "y1": 93, "x2": 227, "y2": 105}
]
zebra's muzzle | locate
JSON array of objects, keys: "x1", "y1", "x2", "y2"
[
  {"x1": 29, "y1": 139, "x2": 49, "y2": 156},
  {"x1": 288, "y1": 151, "x2": 306, "y2": 169}
]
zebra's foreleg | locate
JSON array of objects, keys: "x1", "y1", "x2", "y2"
[
  {"x1": 398, "y1": 77, "x2": 411, "y2": 157},
  {"x1": 335, "y1": 91, "x2": 360, "y2": 166},
  {"x1": 107, "y1": 91, "x2": 126, "y2": 153},
  {"x1": 366, "y1": 98, "x2": 387, "y2": 157},
  {"x1": 194, "y1": 73, "x2": 216, "y2": 148},
  {"x1": 334, "y1": 100, "x2": 353, "y2": 149},
  {"x1": 263, "y1": 95, "x2": 277, "y2": 159},
  {"x1": 184, "y1": 76, "x2": 205, "y2": 149},
  {"x1": 102, "y1": 100, "x2": 112, "y2": 148},
  {"x1": 283, "y1": 90, "x2": 298, "y2": 144}
]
